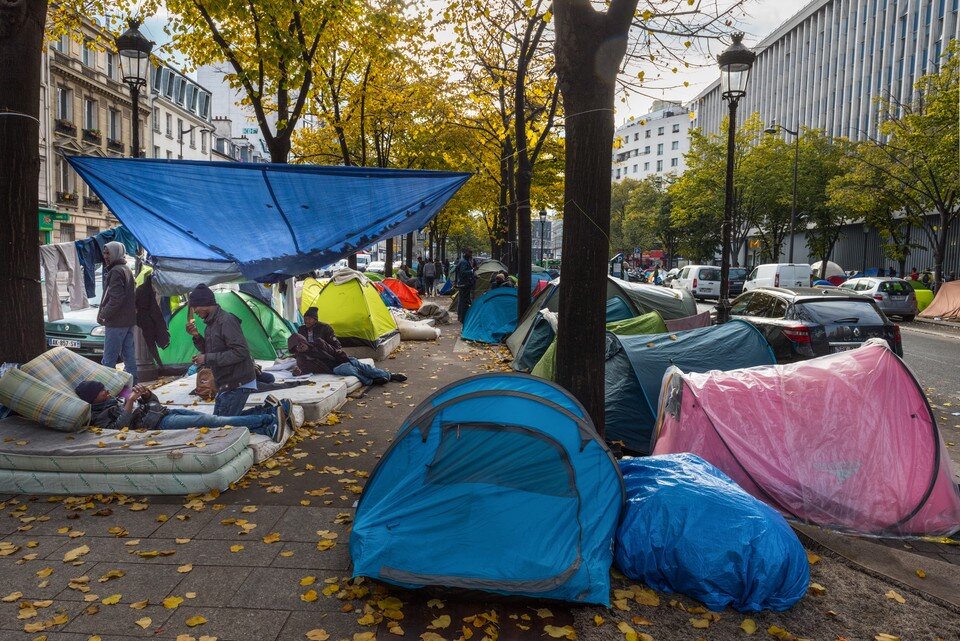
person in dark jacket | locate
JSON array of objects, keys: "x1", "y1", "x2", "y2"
[
  {"x1": 454, "y1": 249, "x2": 476, "y2": 324},
  {"x1": 99, "y1": 241, "x2": 138, "y2": 383},
  {"x1": 135, "y1": 270, "x2": 170, "y2": 367},
  {"x1": 186, "y1": 284, "x2": 258, "y2": 416},
  {"x1": 76, "y1": 381, "x2": 289, "y2": 442},
  {"x1": 298, "y1": 307, "x2": 340, "y2": 348},
  {"x1": 287, "y1": 333, "x2": 406, "y2": 386}
]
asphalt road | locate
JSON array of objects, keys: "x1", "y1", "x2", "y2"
[{"x1": 900, "y1": 324, "x2": 960, "y2": 398}]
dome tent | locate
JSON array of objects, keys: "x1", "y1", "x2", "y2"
[
  {"x1": 653, "y1": 340, "x2": 960, "y2": 536},
  {"x1": 460, "y1": 288, "x2": 518, "y2": 343},
  {"x1": 351, "y1": 373, "x2": 624, "y2": 605},
  {"x1": 906, "y1": 279, "x2": 935, "y2": 312},
  {"x1": 919, "y1": 280, "x2": 960, "y2": 320},
  {"x1": 160, "y1": 290, "x2": 295, "y2": 366},
  {"x1": 383, "y1": 277, "x2": 423, "y2": 311},
  {"x1": 310, "y1": 270, "x2": 399, "y2": 350}
]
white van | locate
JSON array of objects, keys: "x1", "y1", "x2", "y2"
[
  {"x1": 355, "y1": 253, "x2": 371, "y2": 271},
  {"x1": 743, "y1": 263, "x2": 813, "y2": 291},
  {"x1": 671, "y1": 264, "x2": 722, "y2": 300}
]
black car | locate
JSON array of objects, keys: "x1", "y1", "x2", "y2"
[
  {"x1": 729, "y1": 267, "x2": 748, "y2": 297},
  {"x1": 730, "y1": 287, "x2": 903, "y2": 363}
]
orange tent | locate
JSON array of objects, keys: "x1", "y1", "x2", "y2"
[
  {"x1": 383, "y1": 278, "x2": 423, "y2": 311},
  {"x1": 918, "y1": 280, "x2": 960, "y2": 321}
]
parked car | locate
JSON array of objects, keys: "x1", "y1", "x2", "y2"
[
  {"x1": 44, "y1": 305, "x2": 105, "y2": 360},
  {"x1": 319, "y1": 259, "x2": 349, "y2": 277},
  {"x1": 671, "y1": 265, "x2": 721, "y2": 300},
  {"x1": 743, "y1": 263, "x2": 813, "y2": 292},
  {"x1": 729, "y1": 287, "x2": 902, "y2": 363},
  {"x1": 663, "y1": 268, "x2": 680, "y2": 287},
  {"x1": 729, "y1": 267, "x2": 748, "y2": 296},
  {"x1": 838, "y1": 277, "x2": 918, "y2": 321}
]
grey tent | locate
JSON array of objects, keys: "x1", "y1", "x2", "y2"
[{"x1": 507, "y1": 276, "x2": 697, "y2": 370}]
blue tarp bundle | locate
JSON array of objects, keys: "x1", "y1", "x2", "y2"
[
  {"x1": 606, "y1": 320, "x2": 775, "y2": 453},
  {"x1": 66, "y1": 157, "x2": 470, "y2": 283},
  {"x1": 377, "y1": 284, "x2": 403, "y2": 308},
  {"x1": 616, "y1": 454, "x2": 809, "y2": 612},
  {"x1": 351, "y1": 373, "x2": 624, "y2": 604},
  {"x1": 461, "y1": 288, "x2": 518, "y2": 343}
]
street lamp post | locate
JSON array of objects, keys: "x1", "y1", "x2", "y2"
[
  {"x1": 178, "y1": 125, "x2": 196, "y2": 159},
  {"x1": 116, "y1": 19, "x2": 155, "y2": 381},
  {"x1": 763, "y1": 122, "x2": 800, "y2": 263},
  {"x1": 538, "y1": 209, "x2": 547, "y2": 267},
  {"x1": 716, "y1": 32, "x2": 756, "y2": 324}
]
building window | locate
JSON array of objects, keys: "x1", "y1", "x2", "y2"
[
  {"x1": 166, "y1": 150, "x2": 173, "y2": 159},
  {"x1": 198, "y1": 93, "x2": 210, "y2": 119},
  {"x1": 58, "y1": 156, "x2": 73, "y2": 192},
  {"x1": 656, "y1": 160, "x2": 663, "y2": 172},
  {"x1": 615, "y1": 168, "x2": 620, "y2": 179},
  {"x1": 643, "y1": 162, "x2": 649, "y2": 171},
  {"x1": 670, "y1": 158, "x2": 678, "y2": 167},
  {"x1": 644, "y1": 130, "x2": 651, "y2": 138},
  {"x1": 108, "y1": 109, "x2": 120, "y2": 140},
  {"x1": 55, "y1": 35, "x2": 69, "y2": 54},
  {"x1": 177, "y1": 118, "x2": 183, "y2": 140},
  {"x1": 672, "y1": 123, "x2": 680, "y2": 133},
  {"x1": 656, "y1": 143, "x2": 663, "y2": 155},
  {"x1": 201, "y1": 130, "x2": 207, "y2": 153},
  {"x1": 657, "y1": 126, "x2": 664, "y2": 135},
  {"x1": 671, "y1": 141, "x2": 679, "y2": 150},
  {"x1": 633, "y1": 132, "x2": 638, "y2": 141},
  {"x1": 153, "y1": 145, "x2": 160, "y2": 158},
  {"x1": 59, "y1": 223, "x2": 76, "y2": 242},
  {"x1": 632, "y1": 164, "x2": 637, "y2": 173},
  {"x1": 152, "y1": 107, "x2": 160, "y2": 131},
  {"x1": 106, "y1": 52, "x2": 116, "y2": 80},
  {"x1": 56, "y1": 87, "x2": 72, "y2": 121},
  {"x1": 81, "y1": 39, "x2": 94, "y2": 67},
  {"x1": 189, "y1": 127, "x2": 196, "y2": 148},
  {"x1": 86, "y1": 226, "x2": 100, "y2": 238},
  {"x1": 166, "y1": 113, "x2": 173, "y2": 137},
  {"x1": 643, "y1": 145, "x2": 650, "y2": 154},
  {"x1": 163, "y1": 69, "x2": 175, "y2": 97},
  {"x1": 83, "y1": 98, "x2": 98, "y2": 130},
  {"x1": 175, "y1": 77, "x2": 187, "y2": 104},
  {"x1": 152, "y1": 65, "x2": 163, "y2": 92}
]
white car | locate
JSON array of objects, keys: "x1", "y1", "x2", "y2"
[
  {"x1": 743, "y1": 263, "x2": 813, "y2": 291},
  {"x1": 671, "y1": 265, "x2": 722, "y2": 300}
]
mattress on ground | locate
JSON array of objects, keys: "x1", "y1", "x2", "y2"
[
  {"x1": 0, "y1": 447, "x2": 254, "y2": 495},
  {"x1": 0, "y1": 415, "x2": 250, "y2": 474},
  {"x1": 343, "y1": 332, "x2": 401, "y2": 361}
]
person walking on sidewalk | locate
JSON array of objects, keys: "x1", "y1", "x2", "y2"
[
  {"x1": 98, "y1": 241, "x2": 138, "y2": 384},
  {"x1": 422, "y1": 259, "x2": 437, "y2": 296},
  {"x1": 186, "y1": 283, "x2": 258, "y2": 417},
  {"x1": 454, "y1": 248, "x2": 476, "y2": 324}
]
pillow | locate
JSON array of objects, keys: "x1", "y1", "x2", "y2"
[
  {"x1": 0, "y1": 369, "x2": 91, "y2": 432},
  {"x1": 21, "y1": 346, "x2": 131, "y2": 395}
]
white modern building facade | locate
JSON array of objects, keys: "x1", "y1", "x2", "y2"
[
  {"x1": 197, "y1": 63, "x2": 269, "y2": 163},
  {"x1": 690, "y1": 0, "x2": 959, "y2": 140},
  {"x1": 148, "y1": 64, "x2": 214, "y2": 161},
  {"x1": 612, "y1": 100, "x2": 691, "y2": 182}
]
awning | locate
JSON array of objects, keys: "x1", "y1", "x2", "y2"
[{"x1": 66, "y1": 157, "x2": 471, "y2": 282}]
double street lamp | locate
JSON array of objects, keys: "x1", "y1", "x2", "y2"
[
  {"x1": 716, "y1": 32, "x2": 756, "y2": 324},
  {"x1": 763, "y1": 122, "x2": 800, "y2": 263}
]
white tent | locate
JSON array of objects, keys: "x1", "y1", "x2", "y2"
[{"x1": 809, "y1": 260, "x2": 845, "y2": 278}]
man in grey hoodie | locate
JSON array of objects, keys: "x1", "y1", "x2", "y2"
[{"x1": 98, "y1": 241, "x2": 138, "y2": 384}]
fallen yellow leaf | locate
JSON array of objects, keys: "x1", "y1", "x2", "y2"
[
  {"x1": 136, "y1": 616, "x2": 152, "y2": 629},
  {"x1": 690, "y1": 617, "x2": 710, "y2": 629},
  {"x1": 593, "y1": 615, "x2": 604, "y2": 626},
  {"x1": 884, "y1": 590, "x2": 905, "y2": 604},
  {"x1": 36, "y1": 567, "x2": 53, "y2": 578},
  {"x1": 130, "y1": 600, "x2": 149, "y2": 609},
  {"x1": 354, "y1": 633, "x2": 376, "y2": 641},
  {"x1": 185, "y1": 615, "x2": 207, "y2": 627},
  {"x1": 229, "y1": 544, "x2": 243, "y2": 553},
  {"x1": 299, "y1": 576, "x2": 316, "y2": 586},
  {"x1": 741, "y1": 618, "x2": 757, "y2": 634},
  {"x1": 2, "y1": 591, "x2": 23, "y2": 602},
  {"x1": 300, "y1": 590, "x2": 318, "y2": 603},
  {"x1": 164, "y1": 596, "x2": 185, "y2": 609},
  {"x1": 429, "y1": 615, "x2": 451, "y2": 629},
  {"x1": 916, "y1": 569, "x2": 926, "y2": 579},
  {"x1": 178, "y1": 564, "x2": 194, "y2": 574},
  {"x1": 101, "y1": 594, "x2": 121, "y2": 605},
  {"x1": 306, "y1": 630, "x2": 330, "y2": 641},
  {"x1": 806, "y1": 551, "x2": 821, "y2": 565},
  {"x1": 419, "y1": 633, "x2": 446, "y2": 641},
  {"x1": 875, "y1": 635, "x2": 901, "y2": 641},
  {"x1": 262, "y1": 532, "x2": 281, "y2": 544},
  {"x1": 536, "y1": 608, "x2": 553, "y2": 619},
  {"x1": 63, "y1": 545, "x2": 90, "y2": 562},
  {"x1": 544, "y1": 624, "x2": 576, "y2": 639},
  {"x1": 809, "y1": 583, "x2": 827, "y2": 596}
]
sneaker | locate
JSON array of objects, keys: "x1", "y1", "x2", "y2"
[
  {"x1": 390, "y1": 373, "x2": 407, "y2": 382},
  {"x1": 264, "y1": 394, "x2": 281, "y2": 408},
  {"x1": 371, "y1": 376, "x2": 390, "y2": 385},
  {"x1": 280, "y1": 399, "x2": 295, "y2": 434},
  {"x1": 273, "y1": 403, "x2": 287, "y2": 443}
]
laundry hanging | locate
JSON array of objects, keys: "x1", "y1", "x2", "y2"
[{"x1": 39, "y1": 243, "x2": 89, "y2": 321}]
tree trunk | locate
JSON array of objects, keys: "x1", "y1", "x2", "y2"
[
  {"x1": 347, "y1": 254, "x2": 358, "y2": 270},
  {"x1": 267, "y1": 135, "x2": 291, "y2": 164},
  {"x1": 405, "y1": 233, "x2": 413, "y2": 268},
  {"x1": 934, "y1": 212, "x2": 949, "y2": 290},
  {"x1": 552, "y1": 0, "x2": 633, "y2": 434},
  {"x1": 898, "y1": 222, "x2": 911, "y2": 278},
  {"x1": 516, "y1": 174, "x2": 532, "y2": 318},
  {"x1": 0, "y1": 0, "x2": 48, "y2": 364},
  {"x1": 384, "y1": 237, "x2": 393, "y2": 277}
]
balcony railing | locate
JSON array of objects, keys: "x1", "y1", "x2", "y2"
[
  {"x1": 82, "y1": 128, "x2": 102, "y2": 144},
  {"x1": 56, "y1": 191, "x2": 78, "y2": 204},
  {"x1": 106, "y1": 138, "x2": 124, "y2": 152},
  {"x1": 55, "y1": 119, "x2": 76, "y2": 136},
  {"x1": 83, "y1": 196, "x2": 102, "y2": 208}
]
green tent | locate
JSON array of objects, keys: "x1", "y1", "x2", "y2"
[
  {"x1": 531, "y1": 311, "x2": 668, "y2": 381},
  {"x1": 907, "y1": 279, "x2": 935, "y2": 312},
  {"x1": 365, "y1": 272, "x2": 383, "y2": 282},
  {"x1": 160, "y1": 290, "x2": 295, "y2": 366}
]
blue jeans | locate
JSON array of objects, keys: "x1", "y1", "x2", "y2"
[
  {"x1": 102, "y1": 326, "x2": 137, "y2": 385},
  {"x1": 157, "y1": 408, "x2": 276, "y2": 437},
  {"x1": 213, "y1": 387, "x2": 252, "y2": 416},
  {"x1": 333, "y1": 357, "x2": 390, "y2": 386}
]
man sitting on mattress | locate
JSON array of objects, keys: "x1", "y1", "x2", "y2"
[
  {"x1": 75, "y1": 381, "x2": 291, "y2": 443},
  {"x1": 287, "y1": 333, "x2": 406, "y2": 386}
]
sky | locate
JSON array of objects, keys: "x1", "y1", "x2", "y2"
[{"x1": 133, "y1": 0, "x2": 812, "y2": 124}]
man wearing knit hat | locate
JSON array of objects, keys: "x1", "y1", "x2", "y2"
[
  {"x1": 185, "y1": 283, "x2": 259, "y2": 417},
  {"x1": 99, "y1": 241, "x2": 138, "y2": 383},
  {"x1": 298, "y1": 306, "x2": 340, "y2": 347}
]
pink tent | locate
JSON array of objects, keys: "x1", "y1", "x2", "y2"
[{"x1": 652, "y1": 341, "x2": 960, "y2": 537}]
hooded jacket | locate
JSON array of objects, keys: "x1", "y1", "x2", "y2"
[
  {"x1": 288, "y1": 333, "x2": 348, "y2": 375},
  {"x1": 89, "y1": 392, "x2": 168, "y2": 431},
  {"x1": 98, "y1": 241, "x2": 137, "y2": 327},
  {"x1": 192, "y1": 306, "x2": 257, "y2": 392}
]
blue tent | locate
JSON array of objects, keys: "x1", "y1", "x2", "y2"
[
  {"x1": 606, "y1": 320, "x2": 775, "y2": 454},
  {"x1": 66, "y1": 157, "x2": 470, "y2": 283},
  {"x1": 351, "y1": 373, "x2": 624, "y2": 605},
  {"x1": 376, "y1": 284, "x2": 403, "y2": 308},
  {"x1": 439, "y1": 279, "x2": 454, "y2": 295},
  {"x1": 461, "y1": 288, "x2": 518, "y2": 343}
]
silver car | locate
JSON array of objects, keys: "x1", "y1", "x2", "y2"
[{"x1": 838, "y1": 277, "x2": 918, "y2": 320}]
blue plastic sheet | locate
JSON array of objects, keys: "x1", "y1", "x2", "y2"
[
  {"x1": 615, "y1": 454, "x2": 809, "y2": 612},
  {"x1": 67, "y1": 157, "x2": 470, "y2": 282}
]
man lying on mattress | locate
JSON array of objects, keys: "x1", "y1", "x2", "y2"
[{"x1": 74, "y1": 381, "x2": 292, "y2": 443}]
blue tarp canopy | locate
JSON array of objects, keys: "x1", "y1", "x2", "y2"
[
  {"x1": 66, "y1": 157, "x2": 471, "y2": 282},
  {"x1": 606, "y1": 320, "x2": 776, "y2": 453}
]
